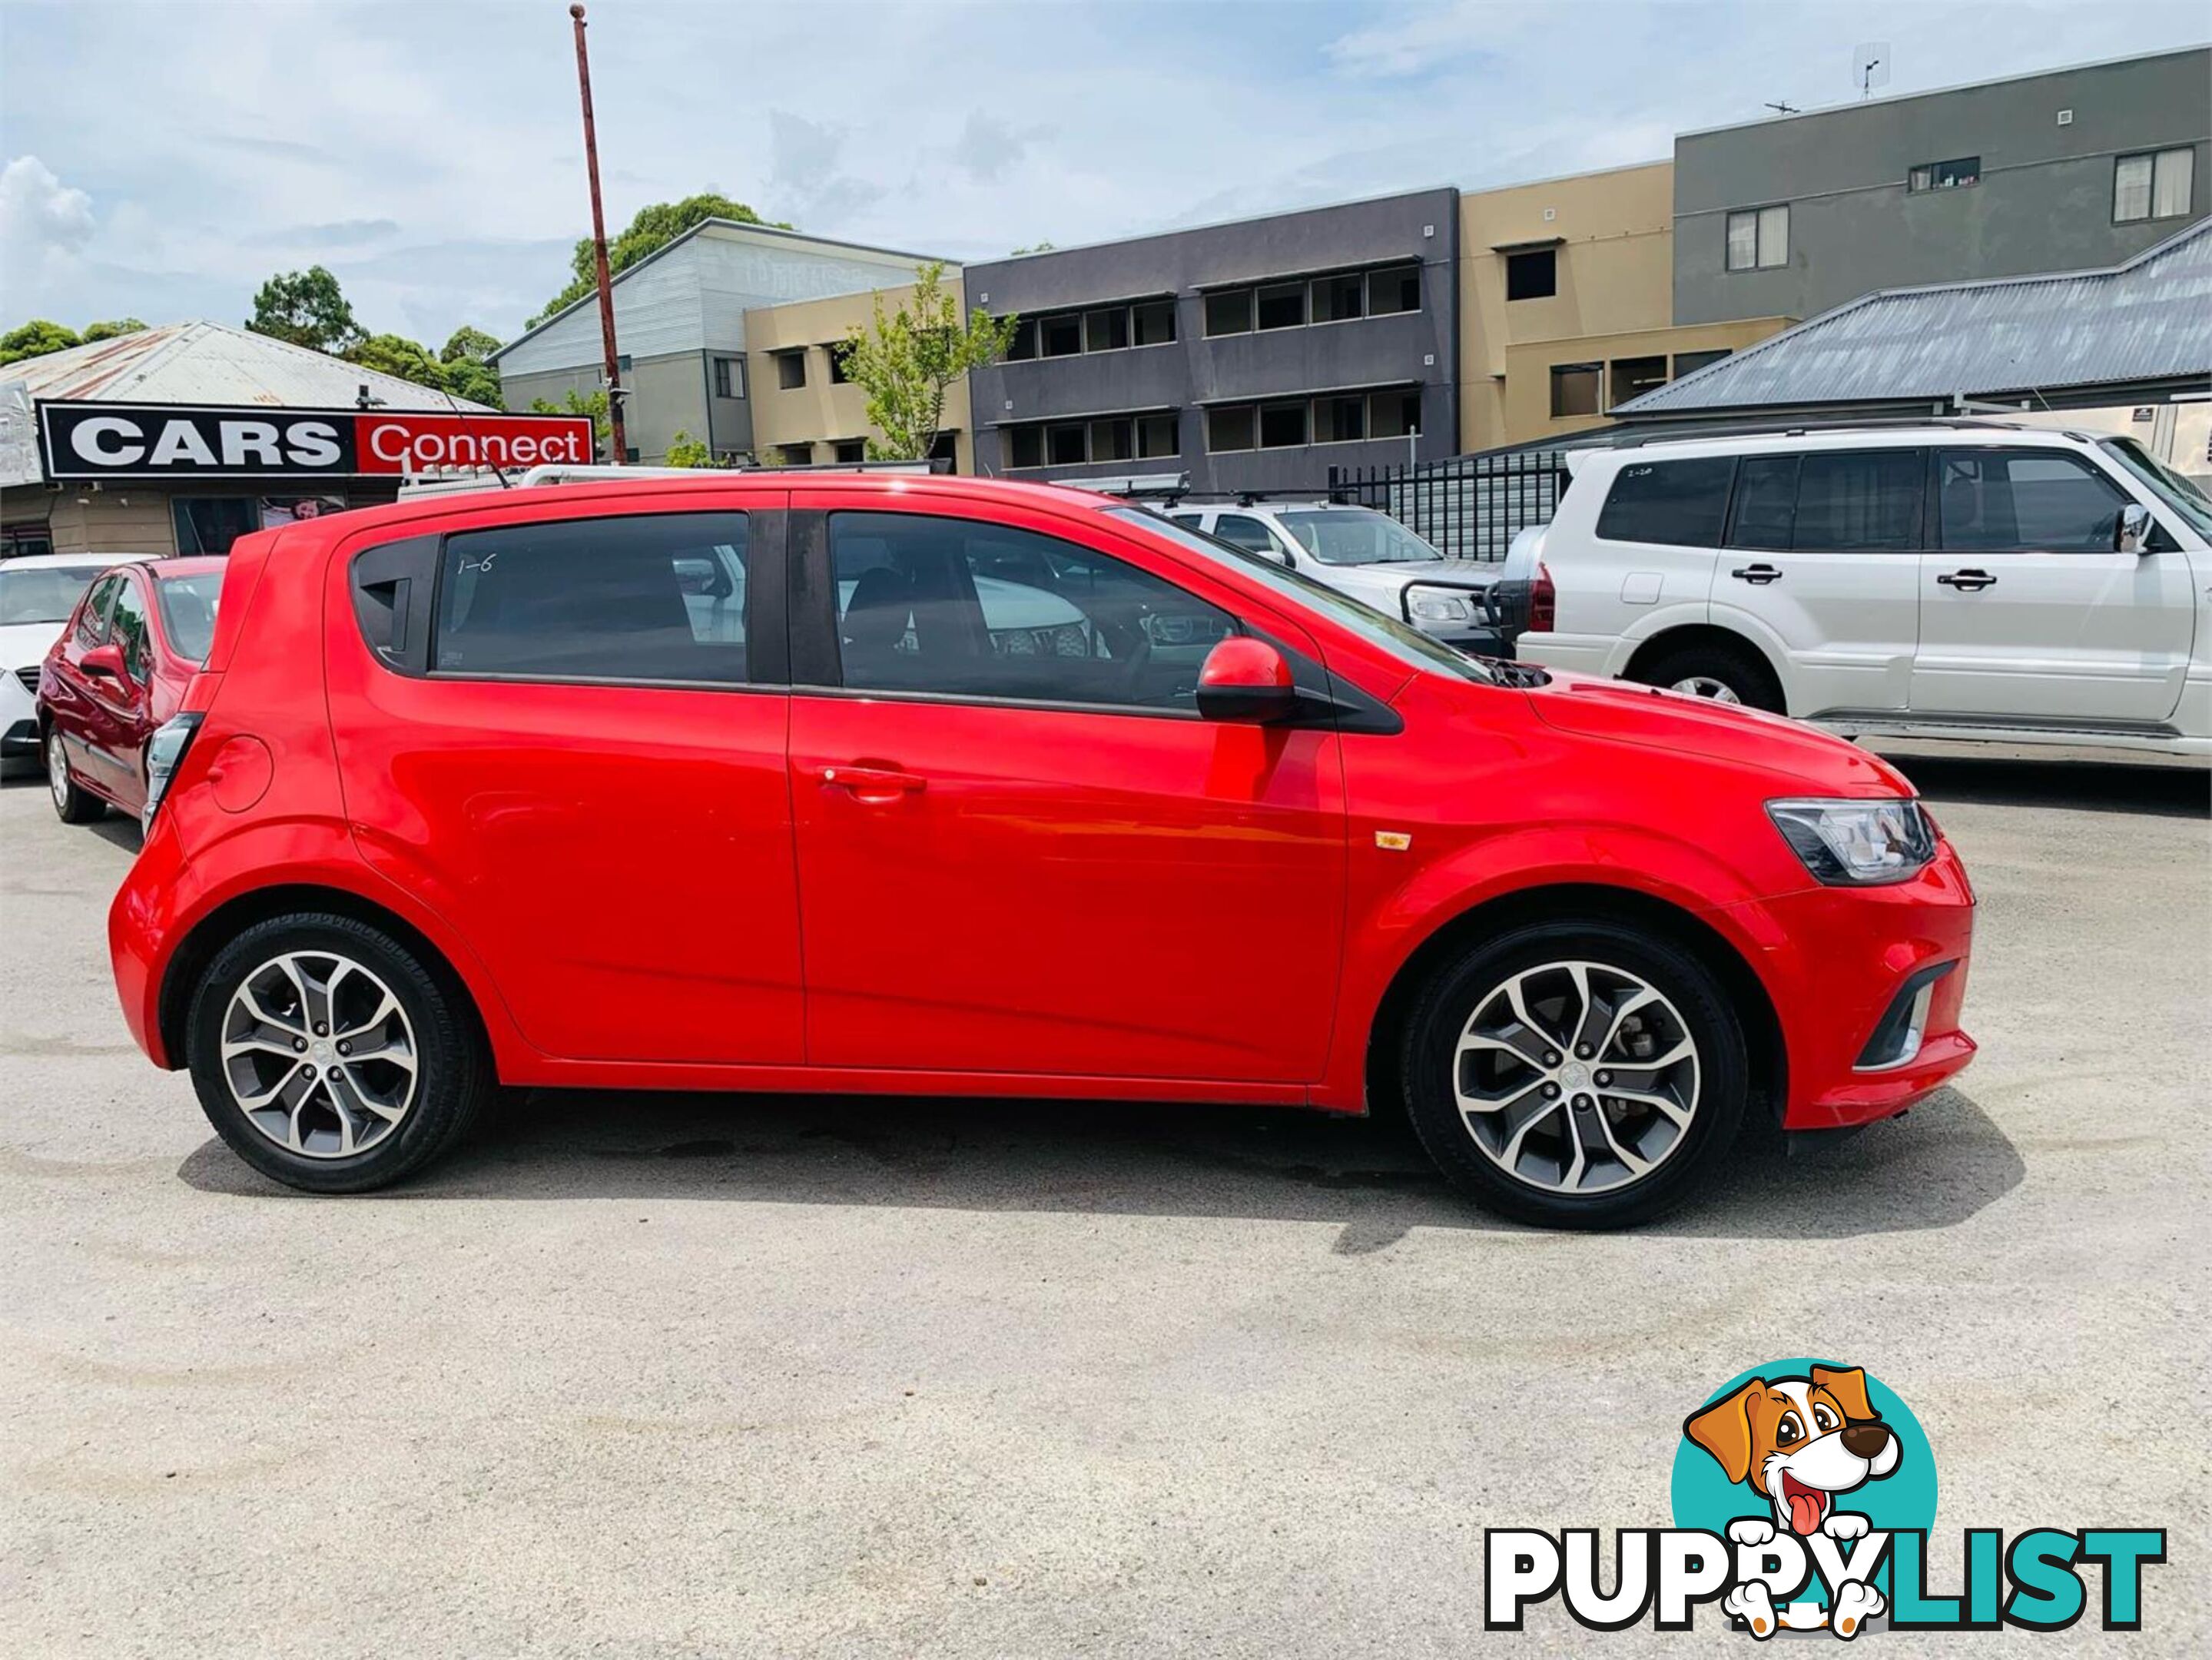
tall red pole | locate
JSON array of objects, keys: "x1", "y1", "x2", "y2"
[{"x1": 569, "y1": 4, "x2": 627, "y2": 463}]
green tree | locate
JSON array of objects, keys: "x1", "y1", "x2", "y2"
[
  {"x1": 1009, "y1": 241, "x2": 1056, "y2": 254},
  {"x1": 345, "y1": 332, "x2": 450, "y2": 393},
  {"x1": 81, "y1": 317, "x2": 148, "y2": 343},
  {"x1": 664, "y1": 429, "x2": 715, "y2": 467},
  {"x1": 529, "y1": 191, "x2": 791, "y2": 326},
  {"x1": 437, "y1": 325, "x2": 507, "y2": 409},
  {"x1": 439, "y1": 325, "x2": 502, "y2": 365},
  {"x1": 530, "y1": 388, "x2": 612, "y2": 460},
  {"x1": 0, "y1": 319, "x2": 81, "y2": 364},
  {"x1": 247, "y1": 266, "x2": 363, "y2": 354},
  {"x1": 840, "y1": 262, "x2": 1017, "y2": 463}
]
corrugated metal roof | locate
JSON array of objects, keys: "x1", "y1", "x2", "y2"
[
  {"x1": 1617, "y1": 217, "x2": 2212, "y2": 415},
  {"x1": 0, "y1": 321, "x2": 492, "y2": 487}
]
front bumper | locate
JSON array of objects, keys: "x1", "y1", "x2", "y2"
[
  {"x1": 1, "y1": 668, "x2": 38, "y2": 758},
  {"x1": 1721, "y1": 842, "x2": 1978, "y2": 1131}
]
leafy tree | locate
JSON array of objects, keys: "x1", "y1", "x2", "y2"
[
  {"x1": 529, "y1": 191, "x2": 791, "y2": 326},
  {"x1": 439, "y1": 325, "x2": 502, "y2": 365},
  {"x1": 840, "y1": 262, "x2": 1017, "y2": 462},
  {"x1": 436, "y1": 325, "x2": 506, "y2": 409},
  {"x1": 81, "y1": 317, "x2": 148, "y2": 343},
  {"x1": 0, "y1": 319, "x2": 81, "y2": 364},
  {"x1": 530, "y1": 388, "x2": 612, "y2": 460},
  {"x1": 1010, "y1": 241, "x2": 1056, "y2": 254},
  {"x1": 664, "y1": 429, "x2": 715, "y2": 467},
  {"x1": 247, "y1": 265, "x2": 364, "y2": 354},
  {"x1": 346, "y1": 332, "x2": 450, "y2": 392}
]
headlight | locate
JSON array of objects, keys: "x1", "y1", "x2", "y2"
[
  {"x1": 1404, "y1": 586, "x2": 1478, "y2": 624},
  {"x1": 142, "y1": 712, "x2": 203, "y2": 832},
  {"x1": 1766, "y1": 798, "x2": 1938, "y2": 886}
]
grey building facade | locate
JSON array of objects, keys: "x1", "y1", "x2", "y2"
[
  {"x1": 1674, "y1": 46, "x2": 2212, "y2": 327},
  {"x1": 963, "y1": 188, "x2": 1460, "y2": 492}
]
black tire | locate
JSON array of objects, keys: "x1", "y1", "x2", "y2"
[
  {"x1": 186, "y1": 912, "x2": 492, "y2": 1193},
  {"x1": 43, "y1": 725, "x2": 105, "y2": 824},
  {"x1": 1634, "y1": 638, "x2": 1785, "y2": 713},
  {"x1": 1398, "y1": 919, "x2": 1747, "y2": 1230}
]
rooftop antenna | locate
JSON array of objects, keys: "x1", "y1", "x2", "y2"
[{"x1": 1853, "y1": 42, "x2": 1889, "y2": 101}]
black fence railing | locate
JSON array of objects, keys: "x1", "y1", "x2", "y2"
[{"x1": 1328, "y1": 448, "x2": 1570, "y2": 562}]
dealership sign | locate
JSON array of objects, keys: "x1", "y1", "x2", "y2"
[{"x1": 37, "y1": 401, "x2": 595, "y2": 481}]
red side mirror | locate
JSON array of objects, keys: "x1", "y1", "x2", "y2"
[
  {"x1": 1196, "y1": 636, "x2": 1298, "y2": 724},
  {"x1": 81, "y1": 642, "x2": 128, "y2": 681}
]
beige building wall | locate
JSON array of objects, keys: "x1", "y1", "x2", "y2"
[
  {"x1": 1458, "y1": 161, "x2": 1792, "y2": 449},
  {"x1": 3, "y1": 486, "x2": 178, "y2": 556},
  {"x1": 744, "y1": 283, "x2": 973, "y2": 473},
  {"x1": 1501, "y1": 316, "x2": 1795, "y2": 443}
]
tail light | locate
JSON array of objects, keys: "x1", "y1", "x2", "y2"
[
  {"x1": 1529, "y1": 562, "x2": 1557, "y2": 632},
  {"x1": 142, "y1": 712, "x2": 204, "y2": 832}
]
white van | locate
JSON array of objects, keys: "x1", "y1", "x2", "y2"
[{"x1": 1515, "y1": 420, "x2": 2212, "y2": 762}]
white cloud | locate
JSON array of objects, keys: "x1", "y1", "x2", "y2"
[{"x1": 1, "y1": 155, "x2": 98, "y2": 310}]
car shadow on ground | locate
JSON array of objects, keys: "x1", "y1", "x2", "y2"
[
  {"x1": 1887, "y1": 753, "x2": 2209, "y2": 818},
  {"x1": 177, "y1": 1084, "x2": 2021, "y2": 1247}
]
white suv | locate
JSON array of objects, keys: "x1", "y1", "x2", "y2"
[
  {"x1": 1162, "y1": 498, "x2": 1508, "y2": 655},
  {"x1": 1516, "y1": 422, "x2": 2212, "y2": 762}
]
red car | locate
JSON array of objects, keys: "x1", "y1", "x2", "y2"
[
  {"x1": 108, "y1": 476, "x2": 1975, "y2": 1227},
  {"x1": 40, "y1": 556, "x2": 227, "y2": 825}
]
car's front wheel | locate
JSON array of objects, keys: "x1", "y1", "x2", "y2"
[
  {"x1": 185, "y1": 913, "x2": 492, "y2": 1192},
  {"x1": 1399, "y1": 919, "x2": 1748, "y2": 1229},
  {"x1": 45, "y1": 726, "x2": 104, "y2": 824}
]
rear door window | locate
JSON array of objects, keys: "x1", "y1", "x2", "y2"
[
  {"x1": 1790, "y1": 450, "x2": 1923, "y2": 551},
  {"x1": 1936, "y1": 449, "x2": 2131, "y2": 552},
  {"x1": 1725, "y1": 455, "x2": 1800, "y2": 550},
  {"x1": 1594, "y1": 457, "x2": 1735, "y2": 547},
  {"x1": 433, "y1": 512, "x2": 752, "y2": 683},
  {"x1": 827, "y1": 510, "x2": 1236, "y2": 712}
]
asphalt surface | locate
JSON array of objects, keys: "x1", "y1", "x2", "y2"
[{"x1": 2, "y1": 757, "x2": 2207, "y2": 1657}]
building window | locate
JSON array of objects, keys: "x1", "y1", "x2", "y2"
[
  {"x1": 1550, "y1": 363, "x2": 1602, "y2": 418},
  {"x1": 1367, "y1": 264, "x2": 1421, "y2": 315},
  {"x1": 1089, "y1": 417, "x2": 1134, "y2": 462},
  {"x1": 1133, "y1": 299, "x2": 1177, "y2": 346},
  {"x1": 1368, "y1": 390, "x2": 1421, "y2": 439},
  {"x1": 1315, "y1": 394, "x2": 1367, "y2": 443},
  {"x1": 825, "y1": 343, "x2": 852, "y2": 384},
  {"x1": 778, "y1": 442, "x2": 814, "y2": 466},
  {"x1": 2114, "y1": 147, "x2": 2194, "y2": 222},
  {"x1": 1007, "y1": 317, "x2": 1039, "y2": 360},
  {"x1": 1255, "y1": 283, "x2": 1306, "y2": 330},
  {"x1": 1610, "y1": 356, "x2": 1668, "y2": 407},
  {"x1": 712, "y1": 356, "x2": 744, "y2": 399},
  {"x1": 172, "y1": 496, "x2": 260, "y2": 555},
  {"x1": 1001, "y1": 412, "x2": 1172, "y2": 469},
  {"x1": 1202, "y1": 290, "x2": 1253, "y2": 336},
  {"x1": 1207, "y1": 405, "x2": 1256, "y2": 452},
  {"x1": 1009, "y1": 427, "x2": 1044, "y2": 469},
  {"x1": 774, "y1": 351, "x2": 807, "y2": 390},
  {"x1": 1505, "y1": 248, "x2": 1557, "y2": 301},
  {"x1": 1724, "y1": 204, "x2": 1789, "y2": 271},
  {"x1": 1040, "y1": 314, "x2": 1083, "y2": 357},
  {"x1": 833, "y1": 439, "x2": 866, "y2": 463},
  {"x1": 1259, "y1": 402, "x2": 1308, "y2": 447},
  {"x1": 927, "y1": 432, "x2": 957, "y2": 465},
  {"x1": 1908, "y1": 156, "x2": 1981, "y2": 192},
  {"x1": 1312, "y1": 272, "x2": 1365, "y2": 324},
  {"x1": 1046, "y1": 423, "x2": 1087, "y2": 465},
  {"x1": 1083, "y1": 307, "x2": 1129, "y2": 353},
  {"x1": 1136, "y1": 413, "x2": 1179, "y2": 458},
  {"x1": 1206, "y1": 387, "x2": 1413, "y2": 453},
  {"x1": 1673, "y1": 347, "x2": 1732, "y2": 378}
]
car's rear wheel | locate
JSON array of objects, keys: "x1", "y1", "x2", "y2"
[
  {"x1": 1399, "y1": 920, "x2": 1747, "y2": 1229},
  {"x1": 1635, "y1": 639, "x2": 1784, "y2": 713},
  {"x1": 45, "y1": 727, "x2": 104, "y2": 824},
  {"x1": 185, "y1": 913, "x2": 492, "y2": 1192}
]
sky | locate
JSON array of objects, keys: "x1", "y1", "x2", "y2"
[{"x1": 2, "y1": 0, "x2": 2207, "y2": 349}]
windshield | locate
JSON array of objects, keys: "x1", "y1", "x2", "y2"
[
  {"x1": 155, "y1": 571, "x2": 224, "y2": 663},
  {"x1": 2100, "y1": 437, "x2": 2212, "y2": 541},
  {"x1": 1275, "y1": 507, "x2": 1443, "y2": 566},
  {"x1": 0, "y1": 563, "x2": 107, "y2": 626},
  {"x1": 1107, "y1": 507, "x2": 1528, "y2": 689}
]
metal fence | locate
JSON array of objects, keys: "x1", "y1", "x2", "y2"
[{"x1": 1327, "y1": 447, "x2": 1570, "y2": 562}]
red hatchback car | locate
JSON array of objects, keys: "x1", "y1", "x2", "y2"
[
  {"x1": 108, "y1": 475, "x2": 1975, "y2": 1227},
  {"x1": 41, "y1": 556, "x2": 227, "y2": 825}
]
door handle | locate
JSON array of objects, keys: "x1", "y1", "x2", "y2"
[
  {"x1": 1730, "y1": 563, "x2": 1783, "y2": 585},
  {"x1": 1937, "y1": 569, "x2": 1998, "y2": 592},
  {"x1": 816, "y1": 764, "x2": 927, "y2": 797}
]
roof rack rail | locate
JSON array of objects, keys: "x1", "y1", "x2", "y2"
[{"x1": 1607, "y1": 414, "x2": 2031, "y2": 448}]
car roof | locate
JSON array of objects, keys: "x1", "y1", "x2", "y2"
[
  {"x1": 144, "y1": 556, "x2": 229, "y2": 579},
  {"x1": 0, "y1": 551, "x2": 161, "y2": 571},
  {"x1": 1597, "y1": 422, "x2": 2103, "y2": 460}
]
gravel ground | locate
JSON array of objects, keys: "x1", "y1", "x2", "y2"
[{"x1": 2, "y1": 756, "x2": 2206, "y2": 1657}]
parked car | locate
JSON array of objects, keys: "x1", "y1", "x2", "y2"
[
  {"x1": 110, "y1": 473, "x2": 1976, "y2": 1228},
  {"x1": 1162, "y1": 498, "x2": 1511, "y2": 656},
  {"x1": 1514, "y1": 420, "x2": 2212, "y2": 762},
  {"x1": 0, "y1": 553, "x2": 151, "y2": 775},
  {"x1": 38, "y1": 556, "x2": 227, "y2": 823}
]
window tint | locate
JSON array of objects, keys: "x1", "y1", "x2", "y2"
[
  {"x1": 1937, "y1": 450, "x2": 2129, "y2": 552},
  {"x1": 75, "y1": 573, "x2": 121, "y2": 646},
  {"x1": 1595, "y1": 457, "x2": 1735, "y2": 547},
  {"x1": 1792, "y1": 450, "x2": 1922, "y2": 551},
  {"x1": 107, "y1": 577, "x2": 151, "y2": 679},
  {"x1": 1727, "y1": 455, "x2": 1799, "y2": 550},
  {"x1": 155, "y1": 572, "x2": 224, "y2": 663},
  {"x1": 828, "y1": 511, "x2": 1237, "y2": 712},
  {"x1": 1212, "y1": 514, "x2": 1284, "y2": 556},
  {"x1": 434, "y1": 512, "x2": 751, "y2": 682}
]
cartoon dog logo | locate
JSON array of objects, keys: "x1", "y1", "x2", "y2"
[{"x1": 1685, "y1": 1364, "x2": 1902, "y2": 1637}]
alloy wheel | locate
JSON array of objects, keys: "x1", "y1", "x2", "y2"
[
  {"x1": 1451, "y1": 959, "x2": 1700, "y2": 1194},
  {"x1": 46, "y1": 729, "x2": 70, "y2": 811},
  {"x1": 219, "y1": 951, "x2": 419, "y2": 1158},
  {"x1": 1670, "y1": 675, "x2": 1743, "y2": 704}
]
